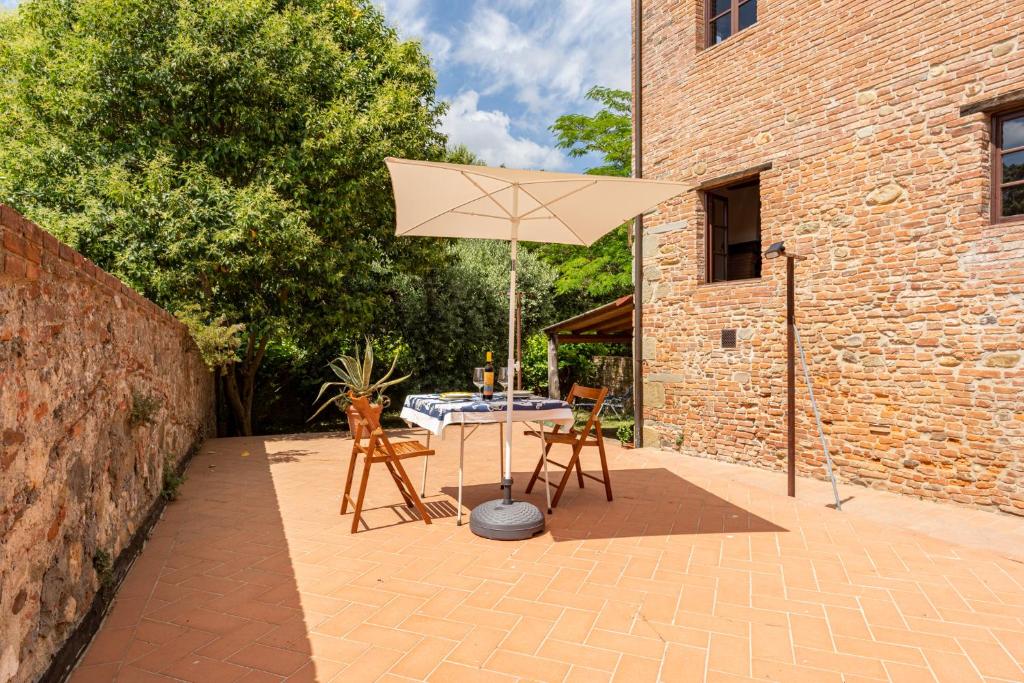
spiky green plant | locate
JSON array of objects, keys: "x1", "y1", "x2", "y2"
[{"x1": 310, "y1": 341, "x2": 410, "y2": 420}]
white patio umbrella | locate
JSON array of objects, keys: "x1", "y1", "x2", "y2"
[{"x1": 385, "y1": 157, "x2": 686, "y2": 539}]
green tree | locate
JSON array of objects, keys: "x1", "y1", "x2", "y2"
[
  {"x1": 533, "y1": 86, "x2": 633, "y2": 312},
  {"x1": 387, "y1": 239, "x2": 558, "y2": 395},
  {"x1": 0, "y1": 0, "x2": 446, "y2": 434},
  {"x1": 549, "y1": 86, "x2": 631, "y2": 178}
]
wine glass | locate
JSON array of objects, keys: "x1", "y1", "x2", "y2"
[
  {"x1": 497, "y1": 366, "x2": 509, "y2": 394},
  {"x1": 472, "y1": 367, "x2": 485, "y2": 397}
]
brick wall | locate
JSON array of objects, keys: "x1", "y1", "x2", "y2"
[
  {"x1": 0, "y1": 206, "x2": 215, "y2": 681},
  {"x1": 637, "y1": 0, "x2": 1024, "y2": 515}
]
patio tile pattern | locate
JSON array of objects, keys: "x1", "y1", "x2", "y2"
[{"x1": 70, "y1": 427, "x2": 1024, "y2": 682}]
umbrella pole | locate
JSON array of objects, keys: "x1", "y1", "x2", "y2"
[
  {"x1": 468, "y1": 184, "x2": 544, "y2": 540},
  {"x1": 502, "y1": 211, "x2": 519, "y2": 505}
]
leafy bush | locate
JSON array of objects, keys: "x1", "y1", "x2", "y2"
[
  {"x1": 616, "y1": 422, "x2": 634, "y2": 446},
  {"x1": 388, "y1": 240, "x2": 558, "y2": 395},
  {"x1": 175, "y1": 305, "x2": 245, "y2": 371},
  {"x1": 522, "y1": 332, "x2": 622, "y2": 398}
]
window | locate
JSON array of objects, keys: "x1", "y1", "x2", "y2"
[
  {"x1": 994, "y1": 109, "x2": 1024, "y2": 221},
  {"x1": 705, "y1": 178, "x2": 761, "y2": 283},
  {"x1": 707, "y1": 0, "x2": 758, "y2": 47}
]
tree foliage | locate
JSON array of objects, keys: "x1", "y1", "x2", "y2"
[
  {"x1": 549, "y1": 86, "x2": 631, "y2": 178},
  {"x1": 0, "y1": 0, "x2": 446, "y2": 434},
  {"x1": 388, "y1": 239, "x2": 558, "y2": 394},
  {"x1": 532, "y1": 86, "x2": 634, "y2": 310}
]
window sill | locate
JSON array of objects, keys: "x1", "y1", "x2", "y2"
[
  {"x1": 993, "y1": 215, "x2": 1024, "y2": 227},
  {"x1": 697, "y1": 277, "x2": 763, "y2": 289},
  {"x1": 697, "y1": 23, "x2": 760, "y2": 57}
]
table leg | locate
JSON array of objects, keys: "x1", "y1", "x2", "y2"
[
  {"x1": 538, "y1": 422, "x2": 552, "y2": 514},
  {"x1": 420, "y1": 455, "x2": 429, "y2": 498},
  {"x1": 457, "y1": 417, "x2": 465, "y2": 526}
]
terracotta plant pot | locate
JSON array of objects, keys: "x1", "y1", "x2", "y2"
[{"x1": 345, "y1": 400, "x2": 383, "y2": 433}]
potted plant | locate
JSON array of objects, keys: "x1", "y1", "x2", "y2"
[{"x1": 310, "y1": 341, "x2": 410, "y2": 430}]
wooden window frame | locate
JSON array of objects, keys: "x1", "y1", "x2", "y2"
[
  {"x1": 706, "y1": 0, "x2": 757, "y2": 48},
  {"x1": 993, "y1": 108, "x2": 1024, "y2": 223},
  {"x1": 702, "y1": 177, "x2": 762, "y2": 284}
]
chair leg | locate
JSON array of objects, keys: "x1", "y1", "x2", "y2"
[
  {"x1": 341, "y1": 446, "x2": 359, "y2": 515},
  {"x1": 392, "y1": 458, "x2": 432, "y2": 525},
  {"x1": 551, "y1": 443, "x2": 583, "y2": 508},
  {"x1": 575, "y1": 455, "x2": 585, "y2": 489},
  {"x1": 351, "y1": 457, "x2": 372, "y2": 534},
  {"x1": 595, "y1": 429, "x2": 613, "y2": 502},
  {"x1": 384, "y1": 460, "x2": 415, "y2": 508}
]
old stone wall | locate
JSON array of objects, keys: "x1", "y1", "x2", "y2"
[
  {"x1": 593, "y1": 356, "x2": 632, "y2": 399},
  {"x1": 638, "y1": 1, "x2": 1024, "y2": 515},
  {"x1": 0, "y1": 205, "x2": 215, "y2": 682}
]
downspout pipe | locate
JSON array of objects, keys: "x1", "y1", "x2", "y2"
[{"x1": 632, "y1": 0, "x2": 644, "y2": 447}]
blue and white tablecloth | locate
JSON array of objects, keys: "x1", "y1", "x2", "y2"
[{"x1": 401, "y1": 393, "x2": 574, "y2": 436}]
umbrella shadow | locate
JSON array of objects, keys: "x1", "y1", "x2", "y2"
[{"x1": 443, "y1": 467, "x2": 787, "y2": 541}]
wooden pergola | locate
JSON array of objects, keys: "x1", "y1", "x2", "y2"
[{"x1": 543, "y1": 294, "x2": 633, "y2": 398}]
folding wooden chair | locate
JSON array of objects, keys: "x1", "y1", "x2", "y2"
[
  {"x1": 341, "y1": 395, "x2": 433, "y2": 533},
  {"x1": 524, "y1": 384, "x2": 612, "y2": 508}
]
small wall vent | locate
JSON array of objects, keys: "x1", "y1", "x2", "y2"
[{"x1": 721, "y1": 329, "x2": 737, "y2": 349}]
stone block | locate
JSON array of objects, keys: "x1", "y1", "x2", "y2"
[
  {"x1": 644, "y1": 381, "x2": 666, "y2": 408},
  {"x1": 642, "y1": 336, "x2": 657, "y2": 360},
  {"x1": 642, "y1": 427, "x2": 662, "y2": 449},
  {"x1": 983, "y1": 353, "x2": 1020, "y2": 369}
]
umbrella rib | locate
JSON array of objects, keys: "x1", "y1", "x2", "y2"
[
  {"x1": 451, "y1": 210, "x2": 509, "y2": 219},
  {"x1": 516, "y1": 185, "x2": 589, "y2": 245},
  {"x1": 516, "y1": 180, "x2": 598, "y2": 220},
  {"x1": 396, "y1": 177, "x2": 512, "y2": 235},
  {"x1": 460, "y1": 172, "x2": 515, "y2": 219}
]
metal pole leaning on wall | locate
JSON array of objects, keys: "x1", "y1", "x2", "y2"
[{"x1": 793, "y1": 326, "x2": 843, "y2": 511}]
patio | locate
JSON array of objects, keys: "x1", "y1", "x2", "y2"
[{"x1": 70, "y1": 426, "x2": 1024, "y2": 683}]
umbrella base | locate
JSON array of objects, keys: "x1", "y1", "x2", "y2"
[{"x1": 469, "y1": 499, "x2": 545, "y2": 541}]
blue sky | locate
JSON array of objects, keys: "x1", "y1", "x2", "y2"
[
  {"x1": 0, "y1": 0, "x2": 631, "y2": 172},
  {"x1": 376, "y1": 1, "x2": 631, "y2": 172}
]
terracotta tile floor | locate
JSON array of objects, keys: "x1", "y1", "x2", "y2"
[{"x1": 71, "y1": 426, "x2": 1024, "y2": 682}]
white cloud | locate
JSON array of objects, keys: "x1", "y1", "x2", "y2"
[
  {"x1": 442, "y1": 91, "x2": 568, "y2": 170},
  {"x1": 454, "y1": 1, "x2": 630, "y2": 117},
  {"x1": 376, "y1": 0, "x2": 452, "y2": 64}
]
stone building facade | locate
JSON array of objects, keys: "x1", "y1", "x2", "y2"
[
  {"x1": 0, "y1": 206, "x2": 215, "y2": 682},
  {"x1": 636, "y1": 0, "x2": 1024, "y2": 515}
]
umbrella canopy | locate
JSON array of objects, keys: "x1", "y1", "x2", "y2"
[
  {"x1": 386, "y1": 157, "x2": 686, "y2": 245},
  {"x1": 385, "y1": 157, "x2": 685, "y2": 535}
]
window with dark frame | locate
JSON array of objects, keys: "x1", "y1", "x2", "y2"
[
  {"x1": 994, "y1": 109, "x2": 1024, "y2": 221},
  {"x1": 707, "y1": 0, "x2": 758, "y2": 47},
  {"x1": 704, "y1": 177, "x2": 762, "y2": 283}
]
